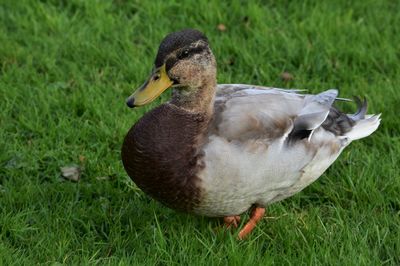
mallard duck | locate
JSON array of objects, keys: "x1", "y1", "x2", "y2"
[{"x1": 122, "y1": 29, "x2": 380, "y2": 239}]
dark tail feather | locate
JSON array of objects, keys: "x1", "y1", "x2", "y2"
[{"x1": 350, "y1": 97, "x2": 368, "y2": 121}]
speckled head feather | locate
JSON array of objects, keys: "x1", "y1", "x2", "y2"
[{"x1": 154, "y1": 29, "x2": 208, "y2": 67}]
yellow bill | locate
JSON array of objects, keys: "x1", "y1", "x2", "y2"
[{"x1": 126, "y1": 64, "x2": 173, "y2": 107}]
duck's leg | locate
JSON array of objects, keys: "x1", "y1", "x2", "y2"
[
  {"x1": 223, "y1": 215, "x2": 241, "y2": 228},
  {"x1": 238, "y1": 206, "x2": 265, "y2": 239}
]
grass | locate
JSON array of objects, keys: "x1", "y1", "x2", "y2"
[{"x1": 1, "y1": 0, "x2": 399, "y2": 264}]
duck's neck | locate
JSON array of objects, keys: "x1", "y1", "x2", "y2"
[{"x1": 170, "y1": 79, "x2": 216, "y2": 116}]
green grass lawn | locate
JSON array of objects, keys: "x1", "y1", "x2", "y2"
[{"x1": 1, "y1": 0, "x2": 399, "y2": 264}]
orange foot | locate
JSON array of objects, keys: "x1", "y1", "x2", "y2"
[
  {"x1": 223, "y1": 215, "x2": 241, "y2": 228},
  {"x1": 238, "y1": 206, "x2": 266, "y2": 240}
]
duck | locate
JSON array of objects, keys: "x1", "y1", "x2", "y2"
[{"x1": 121, "y1": 29, "x2": 380, "y2": 239}]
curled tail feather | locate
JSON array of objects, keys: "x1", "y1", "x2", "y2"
[{"x1": 350, "y1": 97, "x2": 368, "y2": 121}]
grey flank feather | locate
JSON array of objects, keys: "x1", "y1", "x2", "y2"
[
  {"x1": 289, "y1": 89, "x2": 338, "y2": 140},
  {"x1": 295, "y1": 89, "x2": 338, "y2": 130}
]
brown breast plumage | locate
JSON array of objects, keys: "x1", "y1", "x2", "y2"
[{"x1": 121, "y1": 103, "x2": 209, "y2": 212}]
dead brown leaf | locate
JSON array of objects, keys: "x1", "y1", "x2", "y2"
[
  {"x1": 79, "y1": 155, "x2": 86, "y2": 163},
  {"x1": 217, "y1": 23, "x2": 227, "y2": 32},
  {"x1": 281, "y1": 72, "x2": 294, "y2": 82}
]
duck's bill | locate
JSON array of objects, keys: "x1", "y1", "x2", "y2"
[{"x1": 126, "y1": 64, "x2": 173, "y2": 108}]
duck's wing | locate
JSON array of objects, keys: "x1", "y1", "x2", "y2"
[
  {"x1": 213, "y1": 84, "x2": 380, "y2": 144},
  {"x1": 213, "y1": 84, "x2": 333, "y2": 143}
]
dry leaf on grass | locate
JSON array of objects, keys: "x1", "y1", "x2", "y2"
[
  {"x1": 217, "y1": 23, "x2": 227, "y2": 32},
  {"x1": 60, "y1": 165, "x2": 81, "y2": 182},
  {"x1": 79, "y1": 155, "x2": 86, "y2": 163},
  {"x1": 280, "y1": 72, "x2": 294, "y2": 82}
]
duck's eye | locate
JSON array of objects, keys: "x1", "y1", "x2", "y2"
[{"x1": 178, "y1": 49, "x2": 190, "y2": 59}]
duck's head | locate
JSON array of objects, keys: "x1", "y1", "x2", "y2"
[{"x1": 126, "y1": 29, "x2": 216, "y2": 108}]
